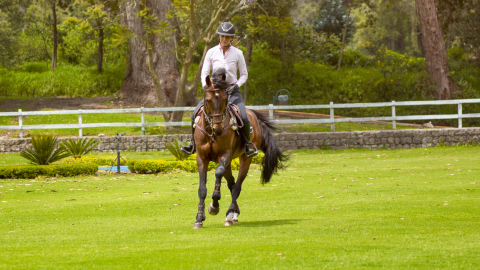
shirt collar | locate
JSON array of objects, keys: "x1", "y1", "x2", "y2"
[{"x1": 219, "y1": 43, "x2": 231, "y2": 53}]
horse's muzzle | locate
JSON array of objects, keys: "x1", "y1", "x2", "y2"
[{"x1": 213, "y1": 126, "x2": 224, "y2": 136}]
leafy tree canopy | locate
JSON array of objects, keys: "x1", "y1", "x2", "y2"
[{"x1": 313, "y1": 0, "x2": 356, "y2": 43}]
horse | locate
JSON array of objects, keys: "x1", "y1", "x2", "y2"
[{"x1": 192, "y1": 69, "x2": 289, "y2": 229}]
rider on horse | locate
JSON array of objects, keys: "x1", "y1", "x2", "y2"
[{"x1": 181, "y1": 22, "x2": 257, "y2": 158}]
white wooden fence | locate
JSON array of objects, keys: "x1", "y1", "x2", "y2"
[{"x1": 1, "y1": 99, "x2": 480, "y2": 138}]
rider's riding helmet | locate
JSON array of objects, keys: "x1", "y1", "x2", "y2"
[{"x1": 216, "y1": 22, "x2": 235, "y2": 36}]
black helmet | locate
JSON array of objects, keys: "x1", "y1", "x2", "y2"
[{"x1": 216, "y1": 22, "x2": 235, "y2": 36}]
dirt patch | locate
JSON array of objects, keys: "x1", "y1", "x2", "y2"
[{"x1": 0, "y1": 96, "x2": 119, "y2": 112}]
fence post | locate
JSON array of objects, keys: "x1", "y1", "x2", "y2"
[
  {"x1": 78, "y1": 109, "x2": 83, "y2": 137},
  {"x1": 458, "y1": 102, "x2": 462, "y2": 128},
  {"x1": 18, "y1": 109, "x2": 23, "y2": 139},
  {"x1": 330, "y1": 102, "x2": 335, "y2": 132},
  {"x1": 141, "y1": 107, "x2": 145, "y2": 135},
  {"x1": 391, "y1": 100, "x2": 396, "y2": 130},
  {"x1": 269, "y1": 104, "x2": 274, "y2": 121}
]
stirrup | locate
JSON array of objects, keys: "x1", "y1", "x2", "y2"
[
  {"x1": 244, "y1": 141, "x2": 258, "y2": 158},
  {"x1": 181, "y1": 139, "x2": 196, "y2": 155}
]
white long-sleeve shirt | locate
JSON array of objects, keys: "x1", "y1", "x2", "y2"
[{"x1": 201, "y1": 44, "x2": 248, "y2": 88}]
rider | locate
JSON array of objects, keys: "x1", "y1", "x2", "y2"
[{"x1": 181, "y1": 22, "x2": 257, "y2": 157}]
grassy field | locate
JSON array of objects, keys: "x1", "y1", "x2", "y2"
[{"x1": 1, "y1": 146, "x2": 479, "y2": 269}]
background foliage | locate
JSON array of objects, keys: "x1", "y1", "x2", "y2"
[{"x1": 0, "y1": 0, "x2": 480, "y2": 128}]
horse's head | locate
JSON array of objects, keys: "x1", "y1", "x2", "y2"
[{"x1": 204, "y1": 69, "x2": 229, "y2": 136}]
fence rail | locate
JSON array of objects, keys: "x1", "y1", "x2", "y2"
[{"x1": 1, "y1": 99, "x2": 480, "y2": 138}]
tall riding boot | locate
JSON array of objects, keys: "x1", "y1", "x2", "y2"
[
  {"x1": 181, "y1": 122, "x2": 196, "y2": 155},
  {"x1": 242, "y1": 120, "x2": 258, "y2": 158}
]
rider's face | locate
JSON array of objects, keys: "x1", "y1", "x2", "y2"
[{"x1": 219, "y1": 35, "x2": 233, "y2": 48}]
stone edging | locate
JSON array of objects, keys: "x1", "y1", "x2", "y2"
[{"x1": 1, "y1": 128, "x2": 480, "y2": 153}]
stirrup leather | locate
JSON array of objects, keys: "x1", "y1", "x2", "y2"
[{"x1": 244, "y1": 141, "x2": 258, "y2": 158}]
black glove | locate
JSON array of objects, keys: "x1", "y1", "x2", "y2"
[{"x1": 225, "y1": 84, "x2": 239, "y2": 95}]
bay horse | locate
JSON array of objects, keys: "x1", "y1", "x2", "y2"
[{"x1": 192, "y1": 69, "x2": 289, "y2": 229}]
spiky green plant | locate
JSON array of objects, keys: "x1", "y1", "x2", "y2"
[
  {"x1": 165, "y1": 138, "x2": 189, "y2": 161},
  {"x1": 20, "y1": 135, "x2": 71, "y2": 165},
  {"x1": 60, "y1": 137, "x2": 101, "y2": 160}
]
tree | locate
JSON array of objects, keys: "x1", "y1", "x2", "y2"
[
  {"x1": 84, "y1": 2, "x2": 118, "y2": 72},
  {"x1": 119, "y1": 0, "x2": 250, "y2": 122},
  {"x1": 415, "y1": 0, "x2": 455, "y2": 99},
  {"x1": 351, "y1": 0, "x2": 422, "y2": 56},
  {"x1": 35, "y1": 0, "x2": 76, "y2": 70},
  {"x1": 0, "y1": 10, "x2": 15, "y2": 67},
  {"x1": 313, "y1": 0, "x2": 356, "y2": 43}
]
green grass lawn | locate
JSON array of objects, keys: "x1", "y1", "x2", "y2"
[{"x1": 1, "y1": 146, "x2": 479, "y2": 269}]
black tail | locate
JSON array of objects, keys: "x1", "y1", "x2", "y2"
[{"x1": 251, "y1": 110, "x2": 290, "y2": 184}]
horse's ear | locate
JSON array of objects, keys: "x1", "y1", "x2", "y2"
[
  {"x1": 222, "y1": 73, "x2": 226, "y2": 81},
  {"x1": 205, "y1": 75, "x2": 211, "y2": 87}
]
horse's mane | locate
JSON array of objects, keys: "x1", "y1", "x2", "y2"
[{"x1": 211, "y1": 68, "x2": 230, "y2": 90}]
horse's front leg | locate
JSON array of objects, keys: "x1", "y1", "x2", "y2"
[
  {"x1": 208, "y1": 157, "x2": 228, "y2": 216},
  {"x1": 225, "y1": 155, "x2": 252, "y2": 226},
  {"x1": 193, "y1": 156, "x2": 209, "y2": 229}
]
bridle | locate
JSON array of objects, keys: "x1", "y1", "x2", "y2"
[
  {"x1": 198, "y1": 88, "x2": 229, "y2": 141},
  {"x1": 203, "y1": 88, "x2": 228, "y2": 126}
]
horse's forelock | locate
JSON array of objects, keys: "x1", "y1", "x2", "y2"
[
  {"x1": 211, "y1": 78, "x2": 229, "y2": 90},
  {"x1": 211, "y1": 68, "x2": 229, "y2": 90}
]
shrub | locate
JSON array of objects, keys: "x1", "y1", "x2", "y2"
[
  {"x1": 6, "y1": 63, "x2": 125, "y2": 97},
  {"x1": 20, "y1": 135, "x2": 70, "y2": 165},
  {"x1": 0, "y1": 163, "x2": 97, "y2": 179},
  {"x1": 128, "y1": 153, "x2": 264, "y2": 174},
  {"x1": 60, "y1": 137, "x2": 100, "y2": 160},
  {"x1": 55, "y1": 155, "x2": 127, "y2": 166},
  {"x1": 165, "y1": 138, "x2": 189, "y2": 161}
]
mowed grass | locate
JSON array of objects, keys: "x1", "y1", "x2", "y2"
[{"x1": 1, "y1": 146, "x2": 479, "y2": 269}]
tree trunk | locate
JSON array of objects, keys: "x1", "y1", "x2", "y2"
[
  {"x1": 338, "y1": 2, "x2": 351, "y2": 71},
  {"x1": 119, "y1": 0, "x2": 181, "y2": 110},
  {"x1": 245, "y1": 36, "x2": 253, "y2": 104},
  {"x1": 98, "y1": 27, "x2": 103, "y2": 73},
  {"x1": 51, "y1": 1, "x2": 57, "y2": 70},
  {"x1": 415, "y1": 0, "x2": 455, "y2": 99}
]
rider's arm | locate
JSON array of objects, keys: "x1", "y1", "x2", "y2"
[
  {"x1": 235, "y1": 50, "x2": 248, "y2": 88},
  {"x1": 201, "y1": 49, "x2": 213, "y2": 88}
]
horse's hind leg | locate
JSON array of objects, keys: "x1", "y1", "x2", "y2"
[
  {"x1": 225, "y1": 156, "x2": 252, "y2": 226},
  {"x1": 194, "y1": 157, "x2": 208, "y2": 229},
  {"x1": 209, "y1": 159, "x2": 226, "y2": 215}
]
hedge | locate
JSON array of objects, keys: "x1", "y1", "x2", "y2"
[
  {"x1": 0, "y1": 163, "x2": 98, "y2": 179},
  {"x1": 128, "y1": 153, "x2": 265, "y2": 174},
  {"x1": 56, "y1": 156, "x2": 127, "y2": 166}
]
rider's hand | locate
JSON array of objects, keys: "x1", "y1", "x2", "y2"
[{"x1": 226, "y1": 84, "x2": 239, "y2": 95}]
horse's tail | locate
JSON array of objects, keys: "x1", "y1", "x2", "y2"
[{"x1": 251, "y1": 110, "x2": 290, "y2": 184}]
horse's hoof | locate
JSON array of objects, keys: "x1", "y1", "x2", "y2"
[
  {"x1": 208, "y1": 202, "x2": 220, "y2": 215},
  {"x1": 224, "y1": 220, "x2": 233, "y2": 226},
  {"x1": 193, "y1": 222, "x2": 203, "y2": 229}
]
